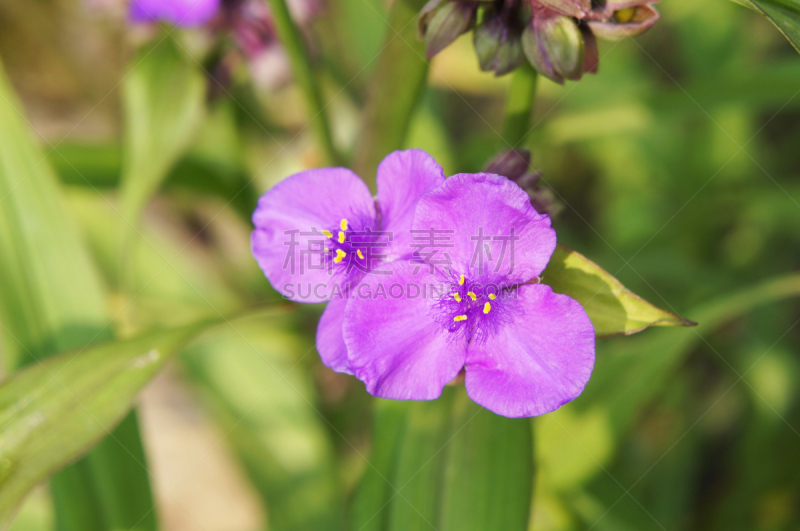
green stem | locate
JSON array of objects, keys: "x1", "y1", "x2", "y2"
[
  {"x1": 502, "y1": 63, "x2": 539, "y2": 149},
  {"x1": 266, "y1": 0, "x2": 340, "y2": 165},
  {"x1": 353, "y1": 0, "x2": 430, "y2": 190}
]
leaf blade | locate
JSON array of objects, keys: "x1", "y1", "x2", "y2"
[
  {"x1": 542, "y1": 244, "x2": 695, "y2": 337},
  {"x1": 0, "y1": 323, "x2": 208, "y2": 525},
  {"x1": 748, "y1": 0, "x2": 800, "y2": 53}
]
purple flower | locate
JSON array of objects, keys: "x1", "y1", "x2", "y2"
[
  {"x1": 341, "y1": 173, "x2": 595, "y2": 417},
  {"x1": 129, "y1": 0, "x2": 222, "y2": 26},
  {"x1": 251, "y1": 150, "x2": 446, "y2": 374}
]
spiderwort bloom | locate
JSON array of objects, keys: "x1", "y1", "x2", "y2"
[
  {"x1": 342, "y1": 173, "x2": 595, "y2": 417},
  {"x1": 129, "y1": 0, "x2": 221, "y2": 26},
  {"x1": 251, "y1": 150, "x2": 446, "y2": 374}
]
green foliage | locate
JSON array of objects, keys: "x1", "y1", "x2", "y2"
[
  {"x1": 350, "y1": 387, "x2": 533, "y2": 531},
  {"x1": 1, "y1": 0, "x2": 800, "y2": 529},
  {"x1": 543, "y1": 245, "x2": 695, "y2": 337},
  {"x1": 353, "y1": 0, "x2": 431, "y2": 187},
  {"x1": 0, "y1": 323, "x2": 208, "y2": 525},
  {"x1": 119, "y1": 37, "x2": 206, "y2": 254},
  {"x1": 0, "y1": 57, "x2": 156, "y2": 531},
  {"x1": 182, "y1": 313, "x2": 345, "y2": 531},
  {"x1": 747, "y1": 0, "x2": 800, "y2": 51}
]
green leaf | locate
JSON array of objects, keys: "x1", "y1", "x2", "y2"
[
  {"x1": 542, "y1": 244, "x2": 696, "y2": 337},
  {"x1": 0, "y1": 56, "x2": 157, "y2": 531},
  {"x1": 0, "y1": 323, "x2": 208, "y2": 525},
  {"x1": 119, "y1": 37, "x2": 206, "y2": 242},
  {"x1": 353, "y1": 0, "x2": 431, "y2": 189},
  {"x1": 747, "y1": 0, "x2": 800, "y2": 53},
  {"x1": 350, "y1": 386, "x2": 533, "y2": 531}
]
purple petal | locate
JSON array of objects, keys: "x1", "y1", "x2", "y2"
[
  {"x1": 252, "y1": 168, "x2": 376, "y2": 303},
  {"x1": 464, "y1": 284, "x2": 595, "y2": 418},
  {"x1": 587, "y1": 5, "x2": 660, "y2": 40},
  {"x1": 411, "y1": 173, "x2": 556, "y2": 284},
  {"x1": 129, "y1": 0, "x2": 221, "y2": 26},
  {"x1": 343, "y1": 261, "x2": 467, "y2": 400},
  {"x1": 316, "y1": 297, "x2": 353, "y2": 374},
  {"x1": 376, "y1": 150, "x2": 446, "y2": 261}
]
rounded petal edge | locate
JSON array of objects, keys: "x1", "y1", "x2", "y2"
[{"x1": 465, "y1": 284, "x2": 595, "y2": 417}]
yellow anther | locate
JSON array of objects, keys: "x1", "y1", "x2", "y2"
[
  {"x1": 467, "y1": 292, "x2": 477, "y2": 301},
  {"x1": 324, "y1": 247, "x2": 330, "y2": 253},
  {"x1": 338, "y1": 231, "x2": 346, "y2": 244},
  {"x1": 340, "y1": 219, "x2": 348, "y2": 231},
  {"x1": 321, "y1": 229, "x2": 333, "y2": 239},
  {"x1": 489, "y1": 293, "x2": 497, "y2": 300},
  {"x1": 483, "y1": 302, "x2": 491, "y2": 314},
  {"x1": 454, "y1": 293, "x2": 462, "y2": 303},
  {"x1": 615, "y1": 7, "x2": 636, "y2": 23},
  {"x1": 454, "y1": 315, "x2": 468, "y2": 322},
  {"x1": 458, "y1": 274, "x2": 465, "y2": 286},
  {"x1": 334, "y1": 249, "x2": 347, "y2": 264},
  {"x1": 357, "y1": 249, "x2": 365, "y2": 260}
]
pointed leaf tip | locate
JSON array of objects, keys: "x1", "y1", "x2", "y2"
[{"x1": 542, "y1": 244, "x2": 696, "y2": 337}]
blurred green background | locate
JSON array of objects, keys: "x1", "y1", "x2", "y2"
[{"x1": 1, "y1": 0, "x2": 799, "y2": 530}]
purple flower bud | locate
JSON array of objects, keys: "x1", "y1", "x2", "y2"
[
  {"x1": 532, "y1": 0, "x2": 591, "y2": 18},
  {"x1": 423, "y1": 1, "x2": 478, "y2": 59},
  {"x1": 522, "y1": 14, "x2": 584, "y2": 84},
  {"x1": 587, "y1": 3, "x2": 660, "y2": 40},
  {"x1": 581, "y1": 24, "x2": 599, "y2": 73},
  {"x1": 483, "y1": 149, "x2": 531, "y2": 181},
  {"x1": 474, "y1": 10, "x2": 526, "y2": 77},
  {"x1": 129, "y1": 0, "x2": 221, "y2": 27}
]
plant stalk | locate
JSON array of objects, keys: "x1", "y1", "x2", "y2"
[
  {"x1": 266, "y1": 0, "x2": 341, "y2": 165},
  {"x1": 502, "y1": 63, "x2": 539, "y2": 149}
]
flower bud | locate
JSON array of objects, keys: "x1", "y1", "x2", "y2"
[
  {"x1": 422, "y1": 1, "x2": 478, "y2": 59},
  {"x1": 587, "y1": 2, "x2": 660, "y2": 40},
  {"x1": 474, "y1": 11, "x2": 526, "y2": 76},
  {"x1": 533, "y1": 0, "x2": 591, "y2": 18},
  {"x1": 581, "y1": 24, "x2": 599, "y2": 74},
  {"x1": 484, "y1": 149, "x2": 531, "y2": 181},
  {"x1": 522, "y1": 14, "x2": 584, "y2": 84}
]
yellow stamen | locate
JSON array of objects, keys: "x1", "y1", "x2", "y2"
[
  {"x1": 489, "y1": 293, "x2": 497, "y2": 300},
  {"x1": 324, "y1": 247, "x2": 330, "y2": 253},
  {"x1": 321, "y1": 229, "x2": 333, "y2": 239},
  {"x1": 458, "y1": 274, "x2": 465, "y2": 286},
  {"x1": 483, "y1": 302, "x2": 491, "y2": 314},
  {"x1": 454, "y1": 293, "x2": 462, "y2": 303},
  {"x1": 340, "y1": 219, "x2": 348, "y2": 231},
  {"x1": 454, "y1": 315, "x2": 468, "y2": 322},
  {"x1": 467, "y1": 292, "x2": 477, "y2": 301},
  {"x1": 357, "y1": 249, "x2": 365, "y2": 260},
  {"x1": 615, "y1": 7, "x2": 636, "y2": 23},
  {"x1": 334, "y1": 249, "x2": 347, "y2": 264},
  {"x1": 338, "y1": 231, "x2": 346, "y2": 244}
]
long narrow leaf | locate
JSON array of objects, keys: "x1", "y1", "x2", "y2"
[
  {"x1": 0, "y1": 323, "x2": 209, "y2": 527},
  {"x1": 0, "y1": 57, "x2": 156, "y2": 531}
]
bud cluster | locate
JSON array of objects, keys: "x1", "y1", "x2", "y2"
[
  {"x1": 418, "y1": 0, "x2": 659, "y2": 83},
  {"x1": 483, "y1": 149, "x2": 563, "y2": 218}
]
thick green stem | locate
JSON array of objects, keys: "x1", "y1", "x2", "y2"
[
  {"x1": 502, "y1": 63, "x2": 539, "y2": 149},
  {"x1": 266, "y1": 0, "x2": 340, "y2": 165}
]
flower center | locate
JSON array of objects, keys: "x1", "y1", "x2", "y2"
[
  {"x1": 319, "y1": 217, "x2": 380, "y2": 274},
  {"x1": 434, "y1": 272, "x2": 514, "y2": 344}
]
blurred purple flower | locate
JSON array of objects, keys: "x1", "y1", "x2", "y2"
[
  {"x1": 342, "y1": 173, "x2": 595, "y2": 417},
  {"x1": 251, "y1": 150, "x2": 446, "y2": 374},
  {"x1": 129, "y1": 0, "x2": 222, "y2": 26}
]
